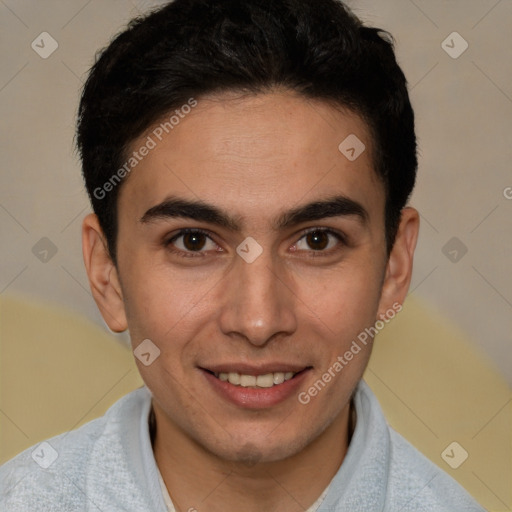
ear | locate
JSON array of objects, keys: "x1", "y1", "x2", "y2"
[
  {"x1": 82, "y1": 213, "x2": 127, "y2": 333},
  {"x1": 377, "y1": 207, "x2": 419, "y2": 318}
]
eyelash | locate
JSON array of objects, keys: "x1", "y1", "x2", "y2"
[{"x1": 164, "y1": 227, "x2": 347, "y2": 258}]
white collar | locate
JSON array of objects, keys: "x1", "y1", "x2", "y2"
[{"x1": 156, "y1": 463, "x2": 330, "y2": 512}]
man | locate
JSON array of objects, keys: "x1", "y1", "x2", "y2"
[{"x1": 0, "y1": 0, "x2": 486, "y2": 510}]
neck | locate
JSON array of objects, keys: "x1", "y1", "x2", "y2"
[{"x1": 151, "y1": 401, "x2": 355, "y2": 512}]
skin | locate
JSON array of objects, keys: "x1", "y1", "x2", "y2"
[{"x1": 82, "y1": 90, "x2": 419, "y2": 512}]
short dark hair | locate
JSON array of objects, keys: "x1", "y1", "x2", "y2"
[{"x1": 77, "y1": 0, "x2": 417, "y2": 263}]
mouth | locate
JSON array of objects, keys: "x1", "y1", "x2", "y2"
[
  {"x1": 204, "y1": 369, "x2": 308, "y2": 388},
  {"x1": 199, "y1": 365, "x2": 312, "y2": 409}
]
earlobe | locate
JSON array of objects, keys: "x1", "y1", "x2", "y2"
[
  {"x1": 82, "y1": 213, "x2": 128, "y2": 333},
  {"x1": 377, "y1": 207, "x2": 420, "y2": 318}
]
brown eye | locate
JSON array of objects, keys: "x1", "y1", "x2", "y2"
[
  {"x1": 182, "y1": 232, "x2": 207, "y2": 251},
  {"x1": 305, "y1": 231, "x2": 329, "y2": 250},
  {"x1": 167, "y1": 229, "x2": 219, "y2": 255},
  {"x1": 294, "y1": 229, "x2": 344, "y2": 253}
]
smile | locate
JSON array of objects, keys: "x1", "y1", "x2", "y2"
[
  {"x1": 213, "y1": 371, "x2": 298, "y2": 388},
  {"x1": 200, "y1": 365, "x2": 311, "y2": 408}
]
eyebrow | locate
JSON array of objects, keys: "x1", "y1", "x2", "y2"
[{"x1": 139, "y1": 194, "x2": 369, "y2": 231}]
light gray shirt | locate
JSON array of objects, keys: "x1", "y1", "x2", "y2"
[{"x1": 0, "y1": 380, "x2": 486, "y2": 511}]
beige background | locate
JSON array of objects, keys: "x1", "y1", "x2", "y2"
[
  {"x1": 0, "y1": 0, "x2": 511, "y2": 510},
  {"x1": 1, "y1": 293, "x2": 510, "y2": 510}
]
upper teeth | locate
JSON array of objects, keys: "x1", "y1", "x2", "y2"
[{"x1": 216, "y1": 371, "x2": 296, "y2": 388}]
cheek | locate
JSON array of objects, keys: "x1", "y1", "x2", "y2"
[
  {"x1": 120, "y1": 255, "x2": 206, "y2": 336},
  {"x1": 297, "y1": 262, "x2": 383, "y2": 340},
  {"x1": 121, "y1": 267, "x2": 203, "y2": 394},
  {"x1": 119, "y1": 262, "x2": 219, "y2": 389}
]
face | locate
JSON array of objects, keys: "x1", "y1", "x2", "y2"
[{"x1": 83, "y1": 90, "x2": 418, "y2": 464}]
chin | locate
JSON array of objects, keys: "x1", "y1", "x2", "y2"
[{"x1": 202, "y1": 425, "x2": 314, "y2": 466}]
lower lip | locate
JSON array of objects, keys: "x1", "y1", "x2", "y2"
[{"x1": 201, "y1": 369, "x2": 311, "y2": 409}]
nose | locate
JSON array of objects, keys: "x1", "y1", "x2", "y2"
[{"x1": 218, "y1": 249, "x2": 298, "y2": 347}]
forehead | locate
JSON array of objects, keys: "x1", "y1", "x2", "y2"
[{"x1": 118, "y1": 91, "x2": 384, "y2": 228}]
